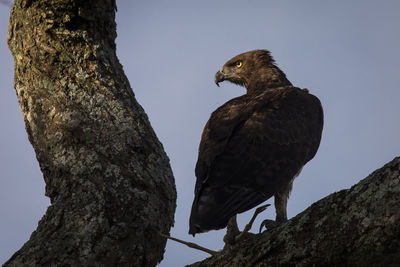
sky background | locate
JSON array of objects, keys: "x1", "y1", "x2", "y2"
[{"x1": 1, "y1": 1, "x2": 400, "y2": 266}]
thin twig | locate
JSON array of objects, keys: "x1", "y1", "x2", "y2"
[
  {"x1": 159, "y1": 232, "x2": 218, "y2": 256},
  {"x1": 159, "y1": 204, "x2": 270, "y2": 254}
]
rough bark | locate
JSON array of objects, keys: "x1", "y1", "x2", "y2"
[
  {"x1": 189, "y1": 157, "x2": 400, "y2": 267},
  {"x1": 6, "y1": 0, "x2": 176, "y2": 266}
]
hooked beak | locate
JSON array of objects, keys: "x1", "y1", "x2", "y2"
[{"x1": 214, "y1": 70, "x2": 225, "y2": 87}]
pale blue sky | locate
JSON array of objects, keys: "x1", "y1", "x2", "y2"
[{"x1": 1, "y1": 1, "x2": 400, "y2": 266}]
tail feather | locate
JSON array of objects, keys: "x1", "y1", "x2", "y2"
[{"x1": 189, "y1": 185, "x2": 269, "y2": 236}]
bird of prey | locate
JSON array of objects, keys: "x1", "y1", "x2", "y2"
[{"x1": 189, "y1": 50, "x2": 323, "y2": 237}]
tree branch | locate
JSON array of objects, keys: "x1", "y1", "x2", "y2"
[
  {"x1": 159, "y1": 233, "x2": 218, "y2": 256},
  {"x1": 6, "y1": 1, "x2": 176, "y2": 266},
  {"x1": 189, "y1": 157, "x2": 400, "y2": 266}
]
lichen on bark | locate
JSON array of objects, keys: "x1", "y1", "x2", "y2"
[
  {"x1": 6, "y1": 0, "x2": 176, "y2": 266},
  {"x1": 189, "y1": 157, "x2": 400, "y2": 267}
]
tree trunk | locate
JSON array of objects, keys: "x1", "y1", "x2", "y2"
[
  {"x1": 6, "y1": 1, "x2": 176, "y2": 266},
  {"x1": 189, "y1": 157, "x2": 400, "y2": 267}
]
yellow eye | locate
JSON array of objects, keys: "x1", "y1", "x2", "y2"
[{"x1": 235, "y1": 61, "x2": 243, "y2": 68}]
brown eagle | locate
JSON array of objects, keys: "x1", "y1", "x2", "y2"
[{"x1": 189, "y1": 50, "x2": 323, "y2": 236}]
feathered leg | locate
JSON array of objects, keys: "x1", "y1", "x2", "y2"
[
  {"x1": 274, "y1": 184, "x2": 290, "y2": 222},
  {"x1": 223, "y1": 215, "x2": 240, "y2": 248},
  {"x1": 259, "y1": 179, "x2": 294, "y2": 232}
]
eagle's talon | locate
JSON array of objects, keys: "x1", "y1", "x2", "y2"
[{"x1": 259, "y1": 219, "x2": 279, "y2": 233}]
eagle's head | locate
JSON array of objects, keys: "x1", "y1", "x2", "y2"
[{"x1": 214, "y1": 49, "x2": 291, "y2": 93}]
